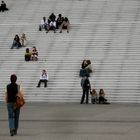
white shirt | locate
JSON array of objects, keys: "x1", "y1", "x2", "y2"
[
  {"x1": 40, "y1": 19, "x2": 48, "y2": 25},
  {"x1": 40, "y1": 73, "x2": 48, "y2": 80}
]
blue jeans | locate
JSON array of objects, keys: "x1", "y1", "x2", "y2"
[
  {"x1": 11, "y1": 40, "x2": 21, "y2": 49},
  {"x1": 7, "y1": 103, "x2": 20, "y2": 130}
]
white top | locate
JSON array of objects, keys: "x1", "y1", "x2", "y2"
[
  {"x1": 40, "y1": 73, "x2": 48, "y2": 80},
  {"x1": 49, "y1": 21, "x2": 56, "y2": 27},
  {"x1": 40, "y1": 19, "x2": 48, "y2": 25}
]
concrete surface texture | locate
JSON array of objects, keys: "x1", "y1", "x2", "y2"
[
  {"x1": 0, "y1": 102, "x2": 140, "y2": 140},
  {"x1": 0, "y1": 0, "x2": 140, "y2": 103}
]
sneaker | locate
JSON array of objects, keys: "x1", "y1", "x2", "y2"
[
  {"x1": 14, "y1": 129, "x2": 17, "y2": 135},
  {"x1": 10, "y1": 130, "x2": 14, "y2": 136}
]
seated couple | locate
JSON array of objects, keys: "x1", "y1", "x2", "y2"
[
  {"x1": 90, "y1": 89, "x2": 110, "y2": 104},
  {"x1": 24, "y1": 46, "x2": 38, "y2": 61},
  {"x1": 11, "y1": 34, "x2": 27, "y2": 49}
]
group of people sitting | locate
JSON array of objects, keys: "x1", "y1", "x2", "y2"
[
  {"x1": 24, "y1": 46, "x2": 38, "y2": 61},
  {"x1": 11, "y1": 33, "x2": 27, "y2": 49},
  {"x1": 39, "y1": 13, "x2": 70, "y2": 33},
  {"x1": 90, "y1": 89, "x2": 110, "y2": 104},
  {"x1": 0, "y1": 1, "x2": 8, "y2": 12},
  {"x1": 79, "y1": 59, "x2": 93, "y2": 77}
]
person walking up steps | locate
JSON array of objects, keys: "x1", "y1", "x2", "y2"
[{"x1": 5, "y1": 74, "x2": 24, "y2": 136}]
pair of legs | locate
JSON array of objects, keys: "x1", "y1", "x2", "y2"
[
  {"x1": 56, "y1": 21, "x2": 63, "y2": 29},
  {"x1": 99, "y1": 96, "x2": 110, "y2": 104},
  {"x1": 25, "y1": 54, "x2": 31, "y2": 61},
  {"x1": 37, "y1": 79, "x2": 48, "y2": 87},
  {"x1": 11, "y1": 41, "x2": 21, "y2": 49},
  {"x1": 7, "y1": 103, "x2": 20, "y2": 136},
  {"x1": 39, "y1": 23, "x2": 48, "y2": 31},
  {"x1": 46, "y1": 25, "x2": 56, "y2": 33},
  {"x1": 91, "y1": 96, "x2": 97, "y2": 104},
  {"x1": 31, "y1": 55, "x2": 38, "y2": 61},
  {"x1": 60, "y1": 23, "x2": 70, "y2": 33},
  {"x1": 81, "y1": 89, "x2": 89, "y2": 104},
  {"x1": 20, "y1": 39, "x2": 27, "y2": 47},
  {"x1": 0, "y1": 7, "x2": 8, "y2": 12}
]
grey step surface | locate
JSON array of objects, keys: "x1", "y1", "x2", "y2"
[
  {"x1": 1, "y1": 103, "x2": 140, "y2": 140},
  {"x1": 0, "y1": 0, "x2": 140, "y2": 103}
]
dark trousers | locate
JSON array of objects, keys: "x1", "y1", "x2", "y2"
[
  {"x1": 25, "y1": 55, "x2": 31, "y2": 61},
  {"x1": 37, "y1": 79, "x2": 48, "y2": 87},
  {"x1": 0, "y1": 7, "x2": 8, "y2": 12},
  {"x1": 81, "y1": 89, "x2": 89, "y2": 104}
]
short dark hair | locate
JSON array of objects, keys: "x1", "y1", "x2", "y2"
[{"x1": 10, "y1": 74, "x2": 17, "y2": 83}]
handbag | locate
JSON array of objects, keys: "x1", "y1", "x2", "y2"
[{"x1": 14, "y1": 85, "x2": 25, "y2": 109}]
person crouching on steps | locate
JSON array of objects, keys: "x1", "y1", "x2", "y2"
[
  {"x1": 37, "y1": 70, "x2": 48, "y2": 87},
  {"x1": 90, "y1": 89, "x2": 98, "y2": 104}
]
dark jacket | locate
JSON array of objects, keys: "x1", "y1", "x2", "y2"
[{"x1": 6, "y1": 83, "x2": 19, "y2": 103}]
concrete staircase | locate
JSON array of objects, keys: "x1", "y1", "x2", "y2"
[{"x1": 0, "y1": 0, "x2": 140, "y2": 103}]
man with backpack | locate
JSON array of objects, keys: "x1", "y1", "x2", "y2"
[{"x1": 80, "y1": 74, "x2": 91, "y2": 104}]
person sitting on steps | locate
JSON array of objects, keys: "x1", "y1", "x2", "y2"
[
  {"x1": 20, "y1": 33, "x2": 27, "y2": 47},
  {"x1": 39, "y1": 17, "x2": 48, "y2": 31},
  {"x1": 0, "y1": 1, "x2": 8, "y2": 12},
  {"x1": 24, "y1": 48, "x2": 31, "y2": 61},
  {"x1": 56, "y1": 14, "x2": 64, "y2": 29},
  {"x1": 98, "y1": 89, "x2": 110, "y2": 104},
  {"x1": 46, "y1": 18, "x2": 56, "y2": 33},
  {"x1": 90, "y1": 89, "x2": 98, "y2": 104},
  {"x1": 11, "y1": 34, "x2": 21, "y2": 49},
  {"x1": 31, "y1": 46, "x2": 38, "y2": 61},
  {"x1": 37, "y1": 70, "x2": 48, "y2": 87},
  {"x1": 59, "y1": 17, "x2": 70, "y2": 33}
]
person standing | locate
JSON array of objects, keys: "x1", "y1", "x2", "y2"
[
  {"x1": 5, "y1": 74, "x2": 22, "y2": 136},
  {"x1": 80, "y1": 74, "x2": 91, "y2": 104}
]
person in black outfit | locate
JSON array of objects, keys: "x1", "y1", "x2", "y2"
[
  {"x1": 56, "y1": 14, "x2": 64, "y2": 29},
  {"x1": 48, "y1": 13, "x2": 56, "y2": 22},
  {"x1": 0, "y1": 1, "x2": 8, "y2": 12},
  {"x1": 98, "y1": 89, "x2": 110, "y2": 104},
  {"x1": 80, "y1": 74, "x2": 91, "y2": 104},
  {"x1": 5, "y1": 74, "x2": 21, "y2": 136}
]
